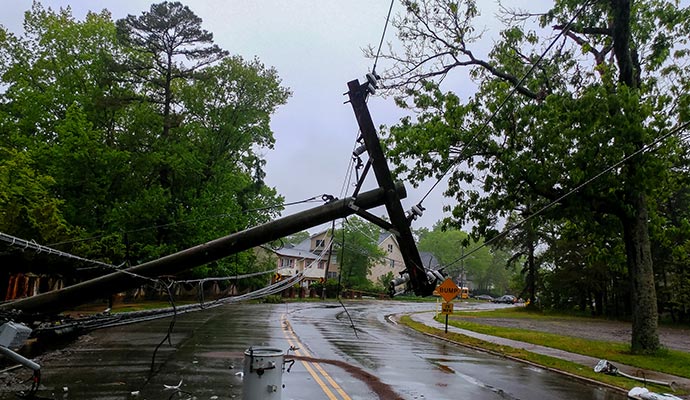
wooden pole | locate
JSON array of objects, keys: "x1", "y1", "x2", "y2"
[
  {"x1": 1, "y1": 184, "x2": 406, "y2": 315},
  {"x1": 346, "y1": 79, "x2": 434, "y2": 296}
]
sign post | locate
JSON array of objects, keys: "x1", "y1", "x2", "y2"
[{"x1": 436, "y1": 278, "x2": 460, "y2": 333}]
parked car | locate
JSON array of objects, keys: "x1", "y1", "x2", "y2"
[
  {"x1": 492, "y1": 295, "x2": 517, "y2": 304},
  {"x1": 474, "y1": 294, "x2": 493, "y2": 301}
]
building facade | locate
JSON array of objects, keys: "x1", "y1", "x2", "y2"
[{"x1": 272, "y1": 230, "x2": 339, "y2": 286}]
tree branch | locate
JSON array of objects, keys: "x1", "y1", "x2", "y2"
[{"x1": 553, "y1": 25, "x2": 612, "y2": 36}]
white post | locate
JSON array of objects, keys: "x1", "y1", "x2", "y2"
[{"x1": 242, "y1": 347, "x2": 284, "y2": 400}]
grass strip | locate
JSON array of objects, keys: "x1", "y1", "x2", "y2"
[{"x1": 440, "y1": 313, "x2": 690, "y2": 379}]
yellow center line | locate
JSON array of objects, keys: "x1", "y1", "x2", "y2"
[
  {"x1": 286, "y1": 337, "x2": 338, "y2": 400},
  {"x1": 281, "y1": 314, "x2": 352, "y2": 400}
]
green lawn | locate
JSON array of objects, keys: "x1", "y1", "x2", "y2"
[{"x1": 434, "y1": 310, "x2": 690, "y2": 379}]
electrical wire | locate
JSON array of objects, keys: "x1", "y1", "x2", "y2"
[
  {"x1": 47, "y1": 194, "x2": 327, "y2": 247},
  {"x1": 149, "y1": 280, "x2": 177, "y2": 378},
  {"x1": 439, "y1": 119, "x2": 690, "y2": 271},
  {"x1": 372, "y1": 0, "x2": 396, "y2": 75},
  {"x1": 0, "y1": 232, "x2": 116, "y2": 271},
  {"x1": 174, "y1": 269, "x2": 277, "y2": 284},
  {"x1": 417, "y1": 0, "x2": 593, "y2": 205},
  {"x1": 37, "y1": 239, "x2": 338, "y2": 333}
]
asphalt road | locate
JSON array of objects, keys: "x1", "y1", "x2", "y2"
[{"x1": 0, "y1": 301, "x2": 628, "y2": 399}]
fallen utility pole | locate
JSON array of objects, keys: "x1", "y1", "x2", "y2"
[
  {"x1": 346, "y1": 78, "x2": 436, "y2": 297},
  {"x1": 0, "y1": 185, "x2": 406, "y2": 315}
]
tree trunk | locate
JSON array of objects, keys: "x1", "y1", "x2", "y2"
[
  {"x1": 526, "y1": 221, "x2": 537, "y2": 308},
  {"x1": 621, "y1": 191, "x2": 660, "y2": 353}
]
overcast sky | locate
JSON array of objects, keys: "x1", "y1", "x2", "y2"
[{"x1": 2, "y1": 1, "x2": 544, "y2": 233}]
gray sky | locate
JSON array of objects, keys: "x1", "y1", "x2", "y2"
[{"x1": 1, "y1": 1, "x2": 539, "y2": 233}]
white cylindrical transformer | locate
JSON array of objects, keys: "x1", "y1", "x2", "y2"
[{"x1": 242, "y1": 347, "x2": 284, "y2": 400}]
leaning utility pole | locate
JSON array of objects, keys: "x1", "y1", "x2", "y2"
[
  {"x1": 0, "y1": 185, "x2": 405, "y2": 315},
  {"x1": 0, "y1": 76, "x2": 438, "y2": 317},
  {"x1": 345, "y1": 76, "x2": 437, "y2": 297}
]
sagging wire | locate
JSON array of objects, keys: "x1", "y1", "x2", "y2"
[
  {"x1": 332, "y1": 218, "x2": 359, "y2": 339},
  {"x1": 438, "y1": 119, "x2": 690, "y2": 272},
  {"x1": 47, "y1": 194, "x2": 328, "y2": 248},
  {"x1": 0, "y1": 232, "x2": 116, "y2": 271},
  {"x1": 174, "y1": 269, "x2": 277, "y2": 285},
  {"x1": 48, "y1": 273, "x2": 308, "y2": 334},
  {"x1": 416, "y1": 0, "x2": 594, "y2": 206},
  {"x1": 149, "y1": 279, "x2": 177, "y2": 378}
]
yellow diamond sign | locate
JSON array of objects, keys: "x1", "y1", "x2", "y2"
[{"x1": 436, "y1": 278, "x2": 460, "y2": 302}]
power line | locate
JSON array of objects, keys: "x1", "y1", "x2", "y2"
[
  {"x1": 439, "y1": 119, "x2": 690, "y2": 271},
  {"x1": 0, "y1": 232, "x2": 117, "y2": 271},
  {"x1": 48, "y1": 194, "x2": 328, "y2": 247},
  {"x1": 372, "y1": 0, "x2": 396, "y2": 75}
]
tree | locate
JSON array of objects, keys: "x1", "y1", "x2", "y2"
[
  {"x1": 416, "y1": 223, "x2": 513, "y2": 294},
  {"x1": 375, "y1": 0, "x2": 690, "y2": 352},
  {"x1": 284, "y1": 231, "x2": 310, "y2": 246},
  {"x1": 116, "y1": 1, "x2": 228, "y2": 139},
  {"x1": 336, "y1": 217, "x2": 385, "y2": 290},
  {"x1": 0, "y1": 3, "x2": 289, "y2": 281}
]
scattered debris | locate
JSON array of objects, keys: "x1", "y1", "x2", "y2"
[
  {"x1": 163, "y1": 379, "x2": 183, "y2": 390},
  {"x1": 627, "y1": 387, "x2": 683, "y2": 400},
  {"x1": 594, "y1": 360, "x2": 676, "y2": 388}
]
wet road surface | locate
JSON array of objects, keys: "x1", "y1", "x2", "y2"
[
  {"x1": 0, "y1": 301, "x2": 627, "y2": 399},
  {"x1": 285, "y1": 301, "x2": 626, "y2": 400}
]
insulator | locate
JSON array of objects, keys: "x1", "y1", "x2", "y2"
[
  {"x1": 406, "y1": 204, "x2": 425, "y2": 222},
  {"x1": 353, "y1": 144, "x2": 367, "y2": 157},
  {"x1": 366, "y1": 72, "x2": 379, "y2": 89}
]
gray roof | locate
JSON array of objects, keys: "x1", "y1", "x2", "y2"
[
  {"x1": 293, "y1": 237, "x2": 312, "y2": 251},
  {"x1": 378, "y1": 231, "x2": 393, "y2": 244},
  {"x1": 273, "y1": 246, "x2": 319, "y2": 259},
  {"x1": 419, "y1": 251, "x2": 440, "y2": 270}
]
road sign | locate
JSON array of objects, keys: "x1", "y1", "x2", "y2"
[
  {"x1": 441, "y1": 302, "x2": 453, "y2": 315},
  {"x1": 436, "y1": 278, "x2": 460, "y2": 302}
]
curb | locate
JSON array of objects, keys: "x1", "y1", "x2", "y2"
[{"x1": 393, "y1": 312, "x2": 629, "y2": 395}]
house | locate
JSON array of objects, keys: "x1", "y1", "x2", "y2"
[
  {"x1": 272, "y1": 230, "x2": 340, "y2": 286},
  {"x1": 367, "y1": 232, "x2": 404, "y2": 287},
  {"x1": 369, "y1": 231, "x2": 444, "y2": 293}
]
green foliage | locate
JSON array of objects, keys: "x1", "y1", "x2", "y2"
[
  {"x1": 0, "y1": 148, "x2": 70, "y2": 243},
  {"x1": 0, "y1": 2, "x2": 290, "y2": 279},
  {"x1": 379, "y1": 0, "x2": 690, "y2": 351},
  {"x1": 284, "y1": 231, "x2": 310, "y2": 246},
  {"x1": 262, "y1": 295, "x2": 283, "y2": 304},
  {"x1": 337, "y1": 217, "x2": 385, "y2": 290},
  {"x1": 416, "y1": 223, "x2": 514, "y2": 295}
]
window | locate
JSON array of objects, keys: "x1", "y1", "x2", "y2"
[
  {"x1": 315, "y1": 239, "x2": 325, "y2": 248},
  {"x1": 327, "y1": 271, "x2": 338, "y2": 279},
  {"x1": 387, "y1": 244, "x2": 393, "y2": 253},
  {"x1": 280, "y1": 258, "x2": 294, "y2": 268},
  {"x1": 318, "y1": 260, "x2": 326, "y2": 269},
  {"x1": 389, "y1": 259, "x2": 395, "y2": 268}
]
